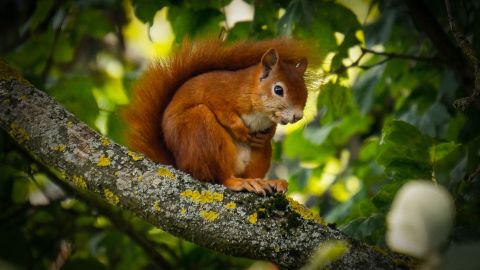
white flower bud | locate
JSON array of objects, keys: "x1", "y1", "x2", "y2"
[{"x1": 386, "y1": 181, "x2": 455, "y2": 258}]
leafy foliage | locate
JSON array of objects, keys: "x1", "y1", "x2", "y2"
[{"x1": 1, "y1": 0, "x2": 480, "y2": 269}]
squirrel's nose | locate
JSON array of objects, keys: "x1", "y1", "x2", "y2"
[{"x1": 292, "y1": 112, "x2": 303, "y2": 123}]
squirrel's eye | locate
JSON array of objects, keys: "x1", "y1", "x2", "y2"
[{"x1": 273, "y1": 85, "x2": 284, "y2": 97}]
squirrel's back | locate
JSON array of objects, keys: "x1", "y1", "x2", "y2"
[{"x1": 125, "y1": 38, "x2": 313, "y2": 164}]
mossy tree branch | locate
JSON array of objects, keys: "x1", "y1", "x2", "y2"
[{"x1": 0, "y1": 60, "x2": 413, "y2": 269}]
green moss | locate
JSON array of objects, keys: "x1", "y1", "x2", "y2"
[
  {"x1": 286, "y1": 211, "x2": 302, "y2": 228},
  {"x1": 0, "y1": 60, "x2": 31, "y2": 86}
]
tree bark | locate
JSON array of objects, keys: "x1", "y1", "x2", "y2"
[{"x1": 0, "y1": 60, "x2": 414, "y2": 269}]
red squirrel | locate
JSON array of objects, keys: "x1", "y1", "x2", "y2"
[{"x1": 125, "y1": 38, "x2": 313, "y2": 195}]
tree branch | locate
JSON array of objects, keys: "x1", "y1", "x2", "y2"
[
  {"x1": 360, "y1": 47, "x2": 438, "y2": 63},
  {"x1": 326, "y1": 47, "x2": 436, "y2": 77},
  {"x1": 444, "y1": 0, "x2": 480, "y2": 111},
  {"x1": 0, "y1": 60, "x2": 415, "y2": 269},
  {"x1": 404, "y1": 0, "x2": 470, "y2": 79}
]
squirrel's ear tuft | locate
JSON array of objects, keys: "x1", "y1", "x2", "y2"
[
  {"x1": 261, "y1": 48, "x2": 279, "y2": 69},
  {"x1": 295, "y1": 57, "x2": 308, "y2": 74}
]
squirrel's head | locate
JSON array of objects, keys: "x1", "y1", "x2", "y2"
[{"x1": 254, "y1": 48, "x2": 308, "y2": 125}]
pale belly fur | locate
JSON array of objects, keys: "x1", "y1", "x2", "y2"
[{"x1": 234, "y1": 112, "x2": 273, "y2": 175}]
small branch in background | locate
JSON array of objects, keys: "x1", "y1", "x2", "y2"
[
  {"x1": 50, "y1": 240, "x2": 72, "y2": 270},
  {"x1": 360, "y1": 47, "x2": 438, "y2": 62},
  {"x1": 467, "y1": 165, "x2": 480, "y2": 183},
  {"x1": 41, "y1": 10, "x2": 67, "y2": 84},
  {"x1": 326, "y1": 47, "x2": 437, "y2": 77},
  {"x1": 445, "y1": 0, "x2": 480, "y2": 111}
]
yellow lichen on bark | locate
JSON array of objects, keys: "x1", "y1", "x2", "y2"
[
  {"x1": 157, "y1": 167, "x2": 176, "y2": 179},
  {"x1": 180, "y1": 189, "x2": 224, "y2": 204},
  {"x1": 200, "y1": 210, "x2": 219, "y2": 221},
  {"x1": 51, "y1": 144, "x2": 66, "y2": 152},
  {"x1": 128, "y1": 151, "x2": 143, "y2": 161},
  {"x1": 287, "y1": 197, "x2": 323, "y2": 224},
  {"x1": 248, "y1": 212, "x2": 258, "y2": 224},
  {"x1": 153, "y1": 201, "x2": 161, "y2": 211},
  {"x1": 97, "y1": 155, "x2": 111, "y2": 167},
  {"x1": 225, "y1": 202, "x2": 236, "y2": 209},
  {"x1": 72, "y1": 175, "x2": 87, "y2": 189},
  {"x1": 101, "y1": 137, "x2": 110, "y2": 146},
  {"x1": 9, "y1": 123, "x2": 29, "y2": 143},
  {"x1": 104, "y1": 188, "x2": 119, "y2": 205}
]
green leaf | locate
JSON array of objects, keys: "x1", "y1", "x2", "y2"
[
  {"x1": 339, "y1": 214, "x2": 385, "y2": 244},
  {"x1": 76, "y1": 9, "x2": 114, "y2": 39},
  {"x1": 401, "y1": 101, "x2": 451, "y2": 138},
  {"x1": 283, "y1": 129, "x2": 335, "y2": 163},
  {"x1": 12, "y1": 177, "x2": 30, "y2": 204},
  {"x1": 226, "y1": 21, "x2": 252, "y2": 41},
  {"x1": 107, "y1": 109, "x2": 127, "y2": 145},
  {"x1": 47, "y1": 77, "x2": 98, "y2": 128},
  {"x1": 353, "y1": 64, "x2": 386, "y2": 114},
  {"x1": 377, "y1": 120, "x2": 433, "y2": 181},
  {"x1": 22, "y1": 0, "x2": 54, "y2": 34},
  {"x1": 131, "y1": 0, "x2": 168, "y2": 24},
  {"x1": 185, "y1": 0, "x2": 231, "y2": 10},
  {"x1": 304, "y1": 122, "x2": 339, "y2": 145},
  {"x1": 442, "y1": 243, "x2": 480, "y2": 270},
  {"x1": 53, "y1": 33, "x2": 74, "y2": 63},
  {"x1": 430, "y1": 142, "x2": 460, "y2": 163},
  {"x1": 63, "y1": 258, "x2": 107, "y2": 270},
  {"x1": 168, "y1": 5, "x2": 224, "y2": 42},
  {"x1": 251, "y1": 0, "x2": 277, "y2": 39},
  {"x1": 317, "y1": 82, "x2": 354, "y2": 122}
]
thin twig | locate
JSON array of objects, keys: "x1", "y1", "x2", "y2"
[
  {"x1": 41, "y1": 10, "x2": 67, "y2": 84},
  {"x1": 325, "y1": 47, "x2": 439, "y2": 77},
  {"x1": 467, "y1": 165, "x2": 480, "y2": 183},
  {"x1": 361, "y1": 47, "x2": 438, "y2": 62},
  {"x1": 445, "y1": 0, "x2": 480, "y2": 111}
]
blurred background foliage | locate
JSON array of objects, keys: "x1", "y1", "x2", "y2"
[{"x1": 1, "y1": 0, "x2": 479, "y2": 269}]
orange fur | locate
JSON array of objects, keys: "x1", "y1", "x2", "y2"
[{"x1": 125, "y1": 38, "x2": 314, "y2": 194}]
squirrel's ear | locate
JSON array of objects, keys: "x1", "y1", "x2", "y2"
[
  {"x1": 260, "y1": 48, "x2": 278, "y2": 80},
  {"x1": 261, "y1": 48, "x2": 279, "y2": 68},
  {"x1": 295, "y1": 57, "x2": 308, "y2": 74}
]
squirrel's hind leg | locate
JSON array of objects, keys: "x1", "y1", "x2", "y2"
[{"x1": 163, "y1": 104, "x2": 237, "y2": 182}]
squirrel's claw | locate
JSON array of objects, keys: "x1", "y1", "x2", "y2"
[{"x1": 222, "y1": 178, "x2": 287, "y2": 195}]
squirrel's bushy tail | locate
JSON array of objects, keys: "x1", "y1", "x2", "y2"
[{"x1": 124, "y1": 38, "x2": 314, "y2": 164}]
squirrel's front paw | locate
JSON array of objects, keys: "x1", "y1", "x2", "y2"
[
  {"x1": 247, "y1": 132, "x2": 270, "y2": 148},
  {"x1": 231, "y1": 125, "x2": 250, "y2": 143}
]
